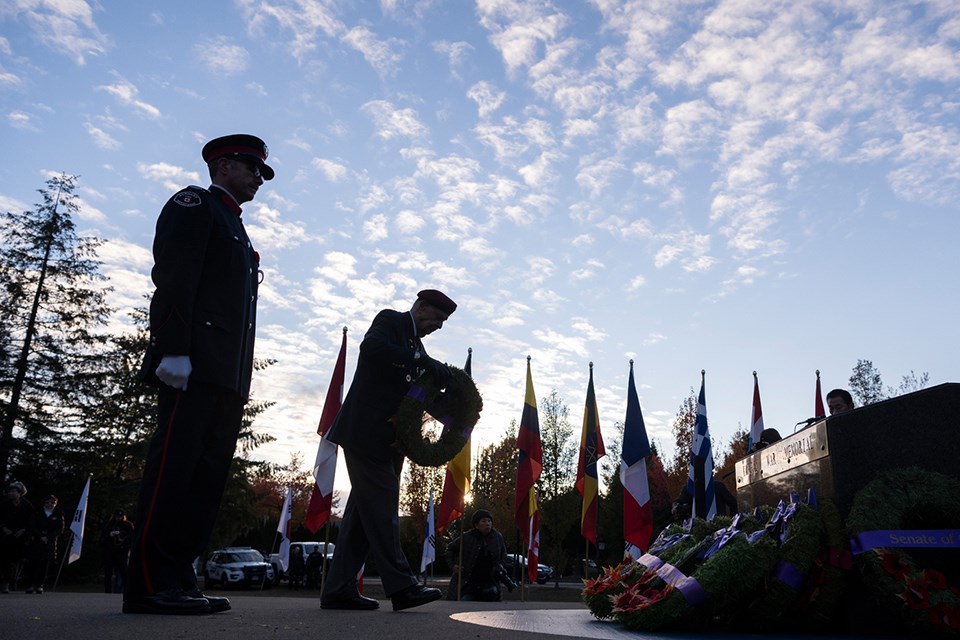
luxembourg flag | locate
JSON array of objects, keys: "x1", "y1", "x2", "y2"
[{"x1": 621, "y1": 360, "x2": 653, "y2": 557}]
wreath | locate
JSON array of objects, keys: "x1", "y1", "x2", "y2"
[
  {"x1": 612, "y1": 519, "x2": 779, "y2": 632},
  {"x1": 744, "y1": 498, "x2": 823, "y2": 630},
  {"x1": 392, "y1": 366, "x2": 482, "y2": 467},
  {"x1": 794, "y1": 497, "x2": 850, "y2": 632},
  {"x1": 847, "y1": 467, "x2": 960, "y2": 636}
]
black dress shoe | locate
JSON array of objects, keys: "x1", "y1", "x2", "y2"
[
  {"x1": 390, "y1": 585, "x2": 442, "y2": 611},
  {"x1": 122, "y1": 589, "x2": 211, "y2": 615},
  {"x1": 320, "y1": 593, "x2": 380, "y2": 610},
  {"x1": 185, "y1": 589, "x2": 231, "y2": 613}
]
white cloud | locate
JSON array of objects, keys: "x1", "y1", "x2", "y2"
[
  {"x1": 84, "y1": 122, "x2": 120, "y2": 150},
  {"x1": 137, "y1": 162, "x2": 200, "y2": 192},
  {"x1": 361, "y1": 100, "x2": 428, "y2": 140},
  {"x1": 12, "y1": 0, "x2": 110, "y2": 65},
  {"x1": 8, "y1": 111, "x2": 36, "y2": 131},
  {"x1": 313, "y1": 157, "x2": 349, "y2": 182},
  {"x1": 341, "y1": 26, "x2": 403, "y2": 76},
  {"x1": 98, "y1": 77, "x2": 161, "y2": 119},
  {"x1": 193, "y1": 36, "x2": 250, "y2": 75}
]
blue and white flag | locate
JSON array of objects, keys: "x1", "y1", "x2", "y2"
[
  {"x1": 420, "y1": 488, "x2": 436, "y2": 574},
  {"x1": 687, "y1": 371, "x2": 717, "y2": 521},
  {"x1": 68, "y1": 477, "x2": 91, "y2": 564}
]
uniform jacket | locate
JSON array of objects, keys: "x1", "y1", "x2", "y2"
[
  {"x1": 138, "y1": 185, "x2": 259, "y2": 400},
  {"x1": 326, "y1": 309, "x2": 429, "y2": 460}
]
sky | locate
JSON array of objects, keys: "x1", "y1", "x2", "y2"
[{"x1": 2, "y1": 0, "x2": 959, "y2": 499}]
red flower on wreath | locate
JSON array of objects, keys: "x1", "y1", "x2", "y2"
[
  {"x1": 880, "y1": 550, "x2": 910, "y2": 581},
  {"x1": 899, "y1": 576, "x2": 931, "y2": 610},
  {"x1": 928, "y1": 603, "x2": 960, "y2": 630},
  {"x1": 922, "y1": 568, "x2": 947, "y2": 590}
]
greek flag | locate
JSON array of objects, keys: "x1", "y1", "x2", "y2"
[{"x1": 687, "y1": 371, "x2": 717, "y2": 521}]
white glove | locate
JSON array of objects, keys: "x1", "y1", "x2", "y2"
[{"x1": 156, "y1": 355, "x2": 192, "y2": 391}]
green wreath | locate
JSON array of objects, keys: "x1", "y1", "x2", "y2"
[
  {"x1": 613, "y1": 528, "x2": 779, "y2": 632},
  {"x1": 745, "y1": 500, "x2": 823, "y2": 630},
  {"x1": 795, "y1": 497, "x2": 850, "y2": 632},
  {"x1": 392, "y1": 366, "x2": 482, "y2": 467},
  {"x1": 847, "y1": 467, "x2": 960, "y2": 636}
]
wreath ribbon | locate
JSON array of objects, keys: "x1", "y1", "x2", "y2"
[{"x1": 850, "y1": 529, "x2": 960, "y2": 555}]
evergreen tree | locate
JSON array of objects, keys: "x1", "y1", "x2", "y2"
[{"x1": 0, "y1": 174, "x2": 112, "y2": 481}]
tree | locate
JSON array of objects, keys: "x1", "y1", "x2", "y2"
[
  {"x1": 665, "y1": 389, "x2": 697, "y2": 503},
  {"x1": 0, "y1": 174, "x2": 112, "y2": 481},
  {"x1": 537, "y1": 389, "x2": 577, "y2": 584},
  {"x1": 471, "y1": 428, "x2": 518, "y2": 543},
  {"x1": 848, "y1": 359, "x2": 930, "y2": 408},
  {"x1": 848, "y1": 359, "x2": 885, "y2": 407}
]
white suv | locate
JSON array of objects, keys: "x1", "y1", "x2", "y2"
[{"x1": 204, "y1": 547, "x2": 275, "y2": 588}]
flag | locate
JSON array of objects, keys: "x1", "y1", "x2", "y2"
[
  {"x1": 575, "y1": 363, "x2": 605, "y2": 544},
  {"x1": 686, "y1": 371, "x2": 717, "y2": 521},
  {"x1": 514, "y1": 357, "x2": 543, "y2": 541},
  {"x1": 67, "y1": 476, "x2": 91, "y2": 564},
  {"x1": 436, "y1": 348, "x2": 472, "y2": 533},
  {"x1": 277, "y1": 486, "x2": 292, "y2": 572},
  {"x1": 526, "y1": 492, "x2": 540, "y2": 585},
  {"x1": 621, "y1": 360, "x2": 653, "y2": 555},
  {"x1": 420, "y1": 488, "x2": 436, "y2": 574},
  {"x1": 815, "y1": 369, "x2": 826, "y2": 419},
  {"x1": 749, "y1": 371, "x2": 764, "y2": 451},
  {"x1": 305, "y1": 327, "x2": 347, "y2": 533}
]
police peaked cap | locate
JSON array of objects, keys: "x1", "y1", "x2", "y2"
[
  {"x1": 202, "y1": 133, "x2": 275, "y2": 180},
  {"x1": 417, "y1": 289, "x2": 457, "y2": 315}
]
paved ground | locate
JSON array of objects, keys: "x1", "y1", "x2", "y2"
[{"x1": 0, "y1": 587, "x2": 893, "y2": 640}]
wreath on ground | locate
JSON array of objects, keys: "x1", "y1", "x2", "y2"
[
  {"x1": 794, "y1": 497, "x2": 850, "y2": 632},
  {"x1": 847, "y1": 467, "x2": 960, "y2": 636},
  {"x1": 393, "y1": 366, "x2": 482, "y2": 467}
]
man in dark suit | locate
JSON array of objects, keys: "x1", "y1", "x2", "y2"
[
  {"x1": 321, "y1": 290, "x2": 456, "y2": 612},
  {"x1": 124, "y1": 134, "x2": 273, "y2": 615}
]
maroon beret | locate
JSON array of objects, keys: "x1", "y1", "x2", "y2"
[{"x1": 417, "y1": 289, "x2": 457, "y2": 315}]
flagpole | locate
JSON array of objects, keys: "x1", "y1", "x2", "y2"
[
  {"x1": 456, "y1": 514, "x2": 464, "y2": 600},
  {"x1": 51, "y1": 530, "x2": 73, "y2": 592},
  {"x1": 319, "y1": 520, "x2": 331, "y2": 597}
]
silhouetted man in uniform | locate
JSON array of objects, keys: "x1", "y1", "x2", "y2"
[
  {"x1": 124, "y1": 134, "x2": 273, "y2": 615},
  {"x1": 321, "y1": 290, "x2": 455, "y2": 612}
]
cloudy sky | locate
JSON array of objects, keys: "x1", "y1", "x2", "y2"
[{"x1": 2, "y1": 1, "x2": 958, "y2": 495}]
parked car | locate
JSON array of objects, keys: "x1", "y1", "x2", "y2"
[
  {"x1": 268, "y1": 541, "x2": 336, "y2": 585},
  {"x1": 204, "y1": 547, "x2": 274, "y2": 588},
  {"x1": 502, "y1": 553, "x2": 553, "y2": 584}
]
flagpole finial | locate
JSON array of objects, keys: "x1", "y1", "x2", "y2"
[
  {"x1": 342, "y1": 326, "x2": 347, "y2": 335},
  {"x1": 701, "y1": 369, "x2": 706, "y2": 377},
  {"x1": 816, "y1": 369, "x2": 820, "y2": 377},
  {"x1": 526, "y1": 354, "x2": 531, "y2": 363},
  {"x1": 468, "y1": 347, "x2": 472, "y2": 354},
  {"x1": 629, "y1": 358, "x2": 634, "y2": 367},
  {"x1": 753, "y1": 370, "x2": 757, "y2": 378},
  {"x1": 589, "y1": 361, "x2": 593, "y2": 370}
]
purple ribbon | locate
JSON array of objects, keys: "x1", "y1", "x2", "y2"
[
  {"x1": 655, "y1": 563, "x2": 706, "y2": 606},
  {"x1": 850, "y1": 529, "x2": 960, "y2": 555},
  {"x1": 406, "y1": 385, "x2": 427, "y2": 404},
  {"x1": 638, "y1": 553, "x2": 663, "y2": 570},
  {"x1": 774, "y1": 560, "x2": 806, "y2": 589}
]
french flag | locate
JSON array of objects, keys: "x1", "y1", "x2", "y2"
[{"x1": 621, "y1": 360, "x2": 652, "y2": 556}]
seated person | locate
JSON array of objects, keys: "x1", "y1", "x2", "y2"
[
  {"x1": 752, "y1": 427, "x2": 782, "y2": 452},
  {"x1": 826, "y1": 389, "x2": 855, "y2": 415},
  {"x1": 445, "y1": 509, "x2": 507, "y2": 601}
]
